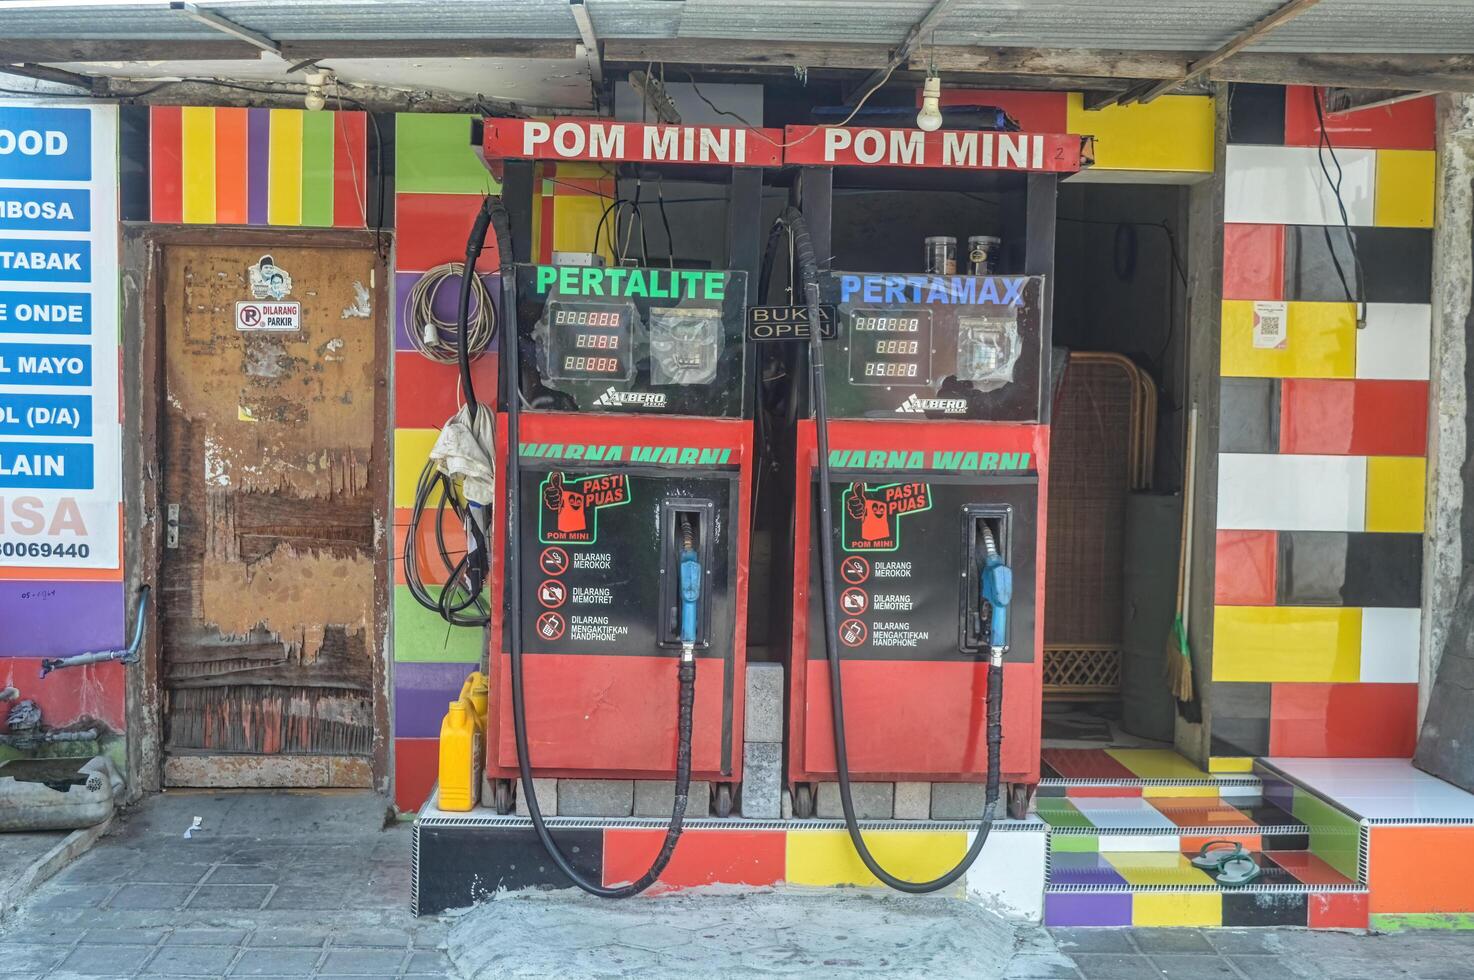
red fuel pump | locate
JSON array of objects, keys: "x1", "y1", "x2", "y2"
[
  {"x1": 472, "y1": 119, "x2": 776, "y2": 896},
  {"x1": 770, "y1": 144, "x2": 1079, "y2": 889}
]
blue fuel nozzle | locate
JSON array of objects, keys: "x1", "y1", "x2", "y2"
[
  {"x1": 982, "y1": 554, "x2": 1013, "y2": 654},
  {"x1": 679, "y1": 539, "x2": 702, "y2": 659}
]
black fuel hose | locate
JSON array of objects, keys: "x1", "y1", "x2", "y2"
[
  {"x1": 780, "y1": 206, "x2": 1004, "y2": 893},
  {"x1": 492, "y1": 197, "x2": 696, "y2": 898}
]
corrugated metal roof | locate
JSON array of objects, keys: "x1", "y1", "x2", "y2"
[{"x1": 0, "y1": 0, "x2": 1471, "y2": 56}]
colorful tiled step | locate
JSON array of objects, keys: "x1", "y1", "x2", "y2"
[
  {"x1": 1049, "y1": 849, "x2": 1358, "y2": 888},
  {"x1": 1039, "y1": 748, "x2": 1260, "y2": 798},
  {"x1": 1037, "y1": 792, "x2": 1307, "y2": 848},
  {"x1": 1045, "y1": 887, "x2": 1370, "y2": 928}
]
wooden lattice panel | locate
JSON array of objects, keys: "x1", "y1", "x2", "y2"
[{"x1": 1043, "y1": 645, "x2": 1123, "y2": 700}]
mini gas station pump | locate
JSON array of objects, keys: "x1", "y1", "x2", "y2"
[
  {"x1": 772, "y1": 155, "x2": 1067, "y2": 890},
  {"x1": 471, "y1": 119, "x2": 774, "y2": 896}
]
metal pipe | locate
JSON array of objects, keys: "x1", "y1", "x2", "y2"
[{"x1": 39, "y1": 585, "x2": 150, "y2": 677}]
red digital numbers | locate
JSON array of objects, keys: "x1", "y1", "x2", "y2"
[
  {"x1": 554, "y1": 308, "x2": 623, "y2": 328},
  {"x1": 562, "y1": 356, "x2": 620, "y2": 373}
]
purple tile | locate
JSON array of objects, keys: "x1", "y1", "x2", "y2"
[
  {"x1": 1045, "y1": 891, "x2": 1133, "y2": 927},
  {"x1": 1261, "y1": 771, "x2": 1297, "y2": 814},
  {"x1": 395, "y1": 271, "x2": 500, "y2": 353},
  {"x1": 1049, "y1": 853, "x2": 1129, "y2": 887},
  {"x1": 394, "y1": 660, "x2": 477, "y2": 737},
  {"x1": 247, "y1": 108, "x2": 270, "y2": 225},
  {"x1": 0, "y1": 581, "x2": 124, "y2": 657}
]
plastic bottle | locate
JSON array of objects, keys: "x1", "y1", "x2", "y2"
[
  {"x1": 438, "y1": 698, "x2": 477, "y2": 811},
  {"x1": 467, "y1": 672, "x2": 489, "y2": 732}
]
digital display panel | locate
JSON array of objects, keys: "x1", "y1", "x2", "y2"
[
  {"x1": 546, "y1": 300, "x2": 636, "y2": 381},
  {"x1": 847, "y1": 308, "x2": 933, "y2": 386}
]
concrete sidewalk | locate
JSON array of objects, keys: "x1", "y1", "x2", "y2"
[
  {"x1": 0, "y1": 790, "x2": 452, "y2": 978},
  {"x1": 6, "y1": 790, "x2": 1474, "y2": 978}
]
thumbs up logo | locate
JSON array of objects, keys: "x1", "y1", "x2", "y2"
[
  {"x1": 537, "y1": 471, "x2": 631, "y2": 545},
  {"x1": 844, "y1": 483, "x2": 892, "y2": 542},
  {"x1": 839, "y1": 480, "x2": 932, "y2": 553}
]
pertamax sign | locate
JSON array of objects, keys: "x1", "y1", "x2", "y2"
[{"x1": 0, "y1": 104, "x2": 120, "y2": 572}]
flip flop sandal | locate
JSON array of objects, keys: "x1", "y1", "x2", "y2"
[
  {"x1": 1215, "y1": 853, "x2": 1262, "y2": 887},
  {"x1": 1189, "y1": 839, "x2": 1245, "y2": 871}
]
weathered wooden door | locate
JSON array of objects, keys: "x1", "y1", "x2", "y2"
[{"x1": 159, "y1": 240, "x2": 387, "y2": 788}]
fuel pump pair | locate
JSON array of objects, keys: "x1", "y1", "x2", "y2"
[{"x1": 422, "y1": 119, "x2": 1055, "y2": 900}]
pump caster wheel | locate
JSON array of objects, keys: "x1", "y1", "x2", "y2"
[
  {"x1": 493, "y1": 779, "x2": 514, "y2": 815},
  {"x1": 1006, "y1": 783, "x2": 1033, "y2": 820},
  {"x1": 715, "y1": 783, "x2": 734, "y2": 818},
  {"x1": 793, "y1": 783, "x2": 816, "y2": 819}
]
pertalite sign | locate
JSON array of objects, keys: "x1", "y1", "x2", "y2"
[
  {"x1": 235, "y1": 301, "x2": 301, "y2": 331},
  {"x1": 0, "y1": 103, "x2": 119, "y2": 573}
]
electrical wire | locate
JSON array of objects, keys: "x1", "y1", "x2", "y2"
[
  {"x1": 402, "y1": 460, "x2": 489, "y2": 627},
  {"x1": 406, "y1": 262, "x2": 497, "y2": 364},
  {"x1": 681, "y1": 65, "x2": 901, "y2": 148},
  {"x1": 1312, "y1": 87, "x2": 1367, "y2": 328},
  {"x1": 655, "y1": 175, "x2": 676, "y2": 269}
]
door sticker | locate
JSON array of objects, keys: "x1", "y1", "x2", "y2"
[
  {"x1": 840, "y1": 481, "x2": 932, "y2": 552},
  {"x1": 537, "y1": 471, "x2": 631, "y2": 544}
]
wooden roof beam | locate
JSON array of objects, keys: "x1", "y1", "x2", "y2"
[
  {"x1": 568, "y1": 0, "x2": 604, "y2": 92},
  {"x1": 1113, "y1": 0, "x2": 1323, "y2": 106},
  {"x1": 168, "y1": 2, "x2": 280, "y2": 56},
  {"x1": 0, "y1": 62, "x2": 98, "y2": 91},
  {"x1": 844, "y1": 0, "x2": 962, "y2": 105}
]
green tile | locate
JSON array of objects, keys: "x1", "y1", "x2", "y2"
[
  {"x1": 395, "y1": 114, "x2": 500, "y2": 195},
  {"x1": 1035, "y1": 798, "x2": 1093, "y2": 829},
  {"x1": 300, "y1": 110, "x2": 335, "y2": 227},
  {"x1": 1051, "y1": 833, "x2": 1099, "y2": 852},
  {"x1": 1371, "y1": 913, "x2": 1474, "y2": 932},
  {"x1": 394, "y1": 584, "x2": 485, "y2": 663},
  {"x1": 1291, "y1": 786, "x2": 1361, "y2": 881}
]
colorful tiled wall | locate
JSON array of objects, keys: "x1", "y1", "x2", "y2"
[
  {"x1": 389, "y1": 114, "x2": 616, "y2": 810},
  {"x1": 390, "y1": 113, "x2": 498, "y2": 811},
  {"x1": 149, "y1": 106, "x2": 368, "y2": 226},
  {"x1": 1211, "y1": 86, "x2": 1436, "y2": 770}
]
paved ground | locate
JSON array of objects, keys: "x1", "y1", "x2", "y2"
[
  {"x1": 0, "y1": 791, "x2": 451, "y2": 979},
  {"x1": 5, "y1": 791, "x2": 1474, "y2": 978},
  {"x1": 0, "y1": 831, "x2": 67, "y2": 912},
  {"x1": 1046, "y1": 927, "x2": 1474, "y2": 979}
]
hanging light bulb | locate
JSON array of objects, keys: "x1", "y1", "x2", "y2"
[
  {"x1": 916, "y1": 73, "x2": 943, "y2": 132},
  {"x1": 304, "y1": 71, "x2": 329, "y2": 112}
]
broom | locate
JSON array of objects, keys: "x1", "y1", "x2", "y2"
[{"x1": 1165, "y1": 406, "x2": 1198, "y2": 702}]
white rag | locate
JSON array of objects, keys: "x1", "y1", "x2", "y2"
[{"x1": 430, "y1": 405, "x2": 497, "y2": 505}]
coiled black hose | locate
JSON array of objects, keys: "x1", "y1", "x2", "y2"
[
  {"x1": 493, "y1": 196, "x2": 696, "y2": 898},
  {"x1": 779, "y1": 205, "x2": 1004, "y2": 893}
]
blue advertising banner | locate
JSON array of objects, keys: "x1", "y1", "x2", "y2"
[
  {"x1": 0, "y1": 290, "x2": 90, "y2": 335},
  {"x1": 0, "y1": 440, "x2": 93, "y2": 489},
  {"x1": 0, "y1": 103, "x2": 117, "y2": 572},
  {"x1": 0, "y1": 342, "x2": 91, "y2": 386},
  {"x1": 0, "y1": 392, "x2": 91, "y2": 436},
  {"x1": 0, "y1": 239, "x2": 89, "y2": 283},
  {"x1": 0, "y1": 106, "x2": 91, "y2": 182},
  {"x1": 0, "y1": 186, "x2": 90, "y2": 232}
]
